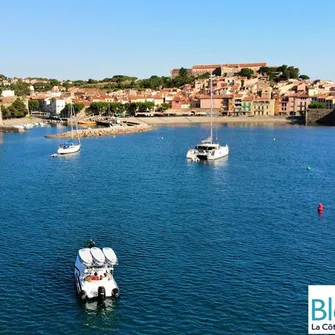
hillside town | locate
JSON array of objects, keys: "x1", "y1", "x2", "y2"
[{"x1": 1, "y1": 62, "x2": 335, "y2": 119}]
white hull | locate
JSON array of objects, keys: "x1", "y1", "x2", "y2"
[
  {"x1": 74, "y1": 247, "x2": 119, "y2": 301},
  {"x1": 57, "y1": 143, "x2": 81, "y2": 154},
  {"x1": 187, "y1": 144, "x2": 229, "y2": 160}
]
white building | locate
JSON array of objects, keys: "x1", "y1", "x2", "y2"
[
  {"x1": 1, "y1": 90, "x2": 15, "y2": 97},
  {"x1": 49, "y1": 98, "x2": 66, "y2": 115}
]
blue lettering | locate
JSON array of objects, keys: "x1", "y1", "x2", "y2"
[
  {"x1": 312, "y1": 299, "x2": 327, "y2": 321},
  {"x1": 330, "y1": 298, "x2": 333, "y2": 321}
]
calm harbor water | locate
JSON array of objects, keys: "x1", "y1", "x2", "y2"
[{"x1": 0, "y1": 122, "x2": 335, "y2": 334}]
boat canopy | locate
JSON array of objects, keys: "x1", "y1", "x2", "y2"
[
  {"x1": 103, "y1": 247, "x2": 118, "y2": 265},
  {"x1": 196, "y1": 143, "x2": 220, "y2": 150},
  {"x1": 90, "y1": 247, "x2": 106, "y2": 265},
  {"x1": 78, "y1": 248, "x2": 93, "y2": 266}
]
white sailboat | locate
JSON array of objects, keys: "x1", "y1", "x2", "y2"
[
  {"x1": 187, "y1": 75, "x2": 229, "y2": 161},
  {"x1": 57, "y1": 103, "x2": 81, "y2": 154}
]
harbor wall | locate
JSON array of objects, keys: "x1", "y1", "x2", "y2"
[{"x1": 305, "y1": 109, "x2": 335, "y2": 126}]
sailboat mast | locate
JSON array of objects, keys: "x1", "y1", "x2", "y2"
[
  {"x1": 210, "y1": 74, "x2": 213, "y2": 144},
  {"x1": 70, "y1": 102, "x2": 74, "y2": 140}
]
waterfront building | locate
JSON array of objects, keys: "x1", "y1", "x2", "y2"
[
  {"x1": 252, "y1": 98, "x2": 275, "y2": 116},
  {"x1": 325, "y1": 96, "x2": 335, "y2": 109},
  {"x1": 199, "y1": 94, "x2": 224, "y2": 110},
  {"x1": 171, "y1": 96, "x2": 191, "y2": 109},
  {"x1": 241, "y1": 96, "x2": 254, "y2": 115}
]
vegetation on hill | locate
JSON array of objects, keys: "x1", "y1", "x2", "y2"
[
  {"x1": 28, "y1": 99, "x2": 40, "y2": 111},
  {"x1": 1, "y1": 99, "x2": 28, "y2": 118},
  {"x1": 257, "y1": 65, "x2": 309, "y2": 82},
  {"x1": 60, "y1": 102, "x2": 85, "y2": 117},
  {"x1": 89, "y1": 101, "x2": 159, "y2": 116},
  {"x1": 0, "y1": 64, "x2": 311, "y2": 99}
]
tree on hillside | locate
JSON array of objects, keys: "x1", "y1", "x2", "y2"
[
  {"x1": 7, "y1": 99, "x2": 28, "y2": 118},
  {"x1": 124, "y1": 102, "x2": 138, "y2": 116},
  {"x1": 275, "y1": 65, "x2": 300, "y2": 82},
  {"x1": 1, "y1": 105, "x2": 10, "y2": 119},
  {"x1": 149, "y1": 75, "x2": 163, "y2": 90},
  {"x1": 287, "y1": 66, "x2": 299, "y2": 79},
  {"x1": 61, "y1": 103, "x2": 85, "y2": 117},
  {"x1": 238, "y1": 68, "x2": 254, "y2": 79},
  {"x1": 158, "y1": 102, "x2": 171, "y2": 112},
  {"x1": 299, "y1": 74, "x2": 310, "y2": 80},
  {"x1": 212, "y1": 67, "x2": 221, "y2": 77},
  {"x1": 62, "y1": 81, "x2": 71, "y2": 91},
  {"x1": 33, "y1": 82, "x2": 52, "y2": 92},
  {"x1": 90, "y1": 102, "x2": 107, "y2": 115},
  {"x1": 258, "y1": 66, "x2": 278, "y2": 81},
  {"x1": 28, "y1": 99, "x2": 40, "y2": 111},
  {"x1": 197, "y1": 72, "x2": 211, "y2": 79},
  {"x1": 10, "y1": 80, "x2": 30, "y2": 96},
  {"x1": 49, "y1": 79, "x2": 60, "y2": 87},
  {"x1": 179, "y1": 67, "x2": 189, "y2": 77}
]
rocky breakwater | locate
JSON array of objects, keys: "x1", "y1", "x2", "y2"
[{"x1": 45, "y1": 121, "x2": 153, "y2": 139}]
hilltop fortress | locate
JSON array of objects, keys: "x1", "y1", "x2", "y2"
[{"x1": 171, "y1": 62, "x2": 268, "y2": 79}]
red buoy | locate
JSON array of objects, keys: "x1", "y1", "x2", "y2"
[{"x1": 317, "y1": 203, "x2": 324, "y2": 214}]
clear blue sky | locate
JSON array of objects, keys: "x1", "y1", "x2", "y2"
[{"x1": 1, "y1": 0, "x2": 334, "y2": 81}]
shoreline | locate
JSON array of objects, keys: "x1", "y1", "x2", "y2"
[
  {"x1": 130, "y1": 115, "x2": 300, "y2": 125},
  {"x1": 2, "y1": 115, "x2": 301, "y2": 127},
  {"x1": 1, "y1": 115, "x2": 303, "y2": 136}
]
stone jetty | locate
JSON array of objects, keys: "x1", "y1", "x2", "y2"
[
  {"x1": 0, "y1": 125, "x2": 25, "y2": 133},
  {"x1": 45, "y1": 121, "x2": 153, "y2": 139}
]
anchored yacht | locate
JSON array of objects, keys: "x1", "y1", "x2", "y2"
[{"x1": 187, "y1": 75, "x2": 229, "y2": 161}]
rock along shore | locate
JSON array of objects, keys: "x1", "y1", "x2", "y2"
[{"x1": 45, "y1": 121, "x2": 153, "y2": 139}]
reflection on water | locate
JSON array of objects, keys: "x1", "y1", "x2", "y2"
[
  {"x1": 80, "y1": 298, "x2": 120, "y2": 331},
  {"x1": 0, "y1": 133, "x2": 3, "y2": 145},
  {"x1": 203, "y1": 155, "x2": 229, "y2": 167}
]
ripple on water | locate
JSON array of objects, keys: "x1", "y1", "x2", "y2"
[{"x1": 0, "y1": 126, "x2": 335, "y2": 334}]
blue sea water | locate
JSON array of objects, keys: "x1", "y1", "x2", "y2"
[{"x1": 0, "y1": 122, "x2": 335, "y2": 335}]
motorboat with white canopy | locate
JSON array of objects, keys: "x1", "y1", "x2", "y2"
[{"x1": 74, "y1": 242, "x2": 119, "y2": 301}]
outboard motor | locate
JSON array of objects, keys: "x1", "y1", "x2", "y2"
[
  {"x1": 80, "y1": 290, "x2": 87, "y2": 301},
  {"x1": 112, "y1": 288, "x2": 120, "y2": 298},
  {"x1": 98, "y1": 286, "x2": 106, "y2": 301}
]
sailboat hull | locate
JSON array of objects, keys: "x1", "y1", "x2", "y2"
[
  {"x1": 188, "y1": 144, "x2": 229, "y2": 161},
  {"x1": 57, "y1": 144, "x2": 81, "y2": 154},
  {"x1": 207, "y1": 145, "x2": 229, "y2": 160}
]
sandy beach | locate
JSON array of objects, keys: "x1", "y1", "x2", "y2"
[{"x1": 2, "y1": 116, "x2": 44, "y2": 126}]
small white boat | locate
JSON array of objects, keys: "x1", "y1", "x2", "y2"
[
  {"x1": 57, "y1": 102, "x2": 81, "y2": 155},
  {"x1": 23, "y1": 123, "x2": 34, "y2": 129},
  {"x1": 74, "y1": 244, "x2": 120, "y2": 301},
  {"x1": 57, "y1": 142, "x2": 81, "y2": 154}
]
